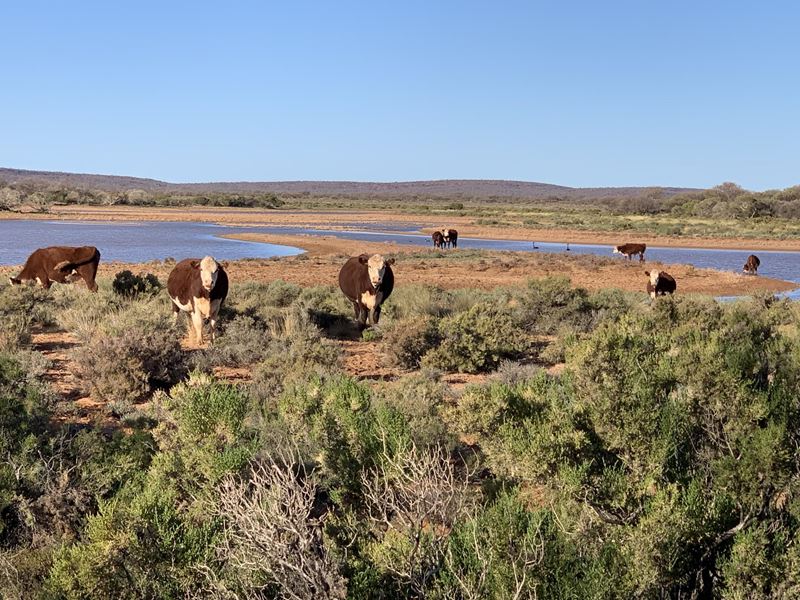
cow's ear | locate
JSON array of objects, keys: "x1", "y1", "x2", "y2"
[
  {"x1": 644, "y1": 271, "x2": 650, "y2": 276},
  {"x1": 358, "y1": 254, "x2": 369, "y2": 264},
  {"x1": 386, "y1": 258, "x2": 396, "y2": 266},
  {"x1": 190, "y1": 260, "x2": 200, "y2": 269}
]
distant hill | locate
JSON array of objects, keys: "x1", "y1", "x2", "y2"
[{"x1": 0, "y1": 167, "x2": 698, "y2": 199}]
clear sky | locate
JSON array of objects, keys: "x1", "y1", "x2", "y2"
[{"x1": 1, "y1": 1, "x2": 798, "y2": 189}]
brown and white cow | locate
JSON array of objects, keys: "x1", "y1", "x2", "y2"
[
  {"x1": 432, "y1": 231, "x2": 444, "y2": 249},
  {"x1": 10, "y1": 246, "x2": 100, "y2": 291},
  {"x1": 167, "y1": 256, "x2": 229, "y2": 344},
  {"x1": 338, "y1": 254, "x2": 395, "y2": 327},
  {"x1": 613, "y1": 243, "x2": 646, "y2": 262},
  {"x1": 441, "y1": 228, "x2": 458, "y2": 249},
  {"x1": 645, "y1": 270, "x2": 676, "y2": 299},
  {"x1": 743, "y1": 254, "x2": 760, "y2": 275}
]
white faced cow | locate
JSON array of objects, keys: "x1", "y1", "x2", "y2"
[
  {"x1": 645, "y1": 270, "x2": 676, "y2": 299},
  {"x1": 441, "y1": 228, "x2": 458, "y2": 248},
  {"x1": 167, "y1": 256, "x2": 229, "y2": 344},
  {"x1": 338, "y1": 254, "x2": 395, "y2": 327}
]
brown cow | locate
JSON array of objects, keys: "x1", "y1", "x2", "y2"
[
  {"x1": 613, "y1": 243, "x2": 646, "y2": 262},
  {"x1": 432, "y1": 231, "x2": 444, "y2": 248},
  {"x1": 743, "y1": 254, "x2": 760, "y2": 275},
  {"x1": 645, "y1": 270, "x2": 676, "y2": 299},
  {"x1": 338, "y1": 254, "x2": 395, "y2": 327},
  {"x1": 9, "y1": 246, "x2": 100, "y2": 291},
  {"x1": 167, "y1": 256, "x2": 229, "y2": 344},
  {"x1": 442, "y1": 228, "x2": 458, "y2": 248}
]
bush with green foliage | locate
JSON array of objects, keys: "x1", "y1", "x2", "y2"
[
  {"x1": 111, "y1": 270, "x2": 162, "y2": 298},
  {"x1": 71, "y1": 306, "x2": 186, "y2": 412},
  {"x1": 422, "y1": 303, "x2": 527, "y2": 373}
]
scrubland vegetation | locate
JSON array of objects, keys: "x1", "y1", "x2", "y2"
[
  {"x1": 0, "y1": 270, "x2": 799, "y2": 599},
  {"x1": 5, "y1": 179, "x2": 800, "y2": 240}
]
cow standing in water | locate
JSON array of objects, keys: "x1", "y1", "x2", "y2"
[
  {"x1": 442, "y1": 228, "x2": 458, "y2": 248},
  {"x1": 613, "y1": 243, "x2": 647, "y2": 262},
  {"x1": 338, "y1": 254, "x2": 395, "y2": 327},
  {"x1": 10, "y1": 246, "x2": 100, "y2": 291},
  {"x1": 432, "y1": 231, "x2": 444, "y2": 249},
  {"x1": 167, "y1": 256, "x2": 229, "y2": 344},
  {"x1": 645, "y1": 270, "x2": 676, "y2": 299},
  {"x1": 743, "y1": 255, "x2": 761, "y2": 275}
]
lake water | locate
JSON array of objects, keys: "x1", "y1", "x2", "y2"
[
  {"x1": 1, "y1": 220, "x2": 798, "y2": 298},
  {"x1": 0, "y1": 220, "x2": 303, "y2": 264}
]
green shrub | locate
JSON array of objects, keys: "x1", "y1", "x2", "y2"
[
  {"x1": 375, "y1": 370, "x2": 451, "y2": 448},
  {"x1": 0, "y1": 285, "x2": 57, "y2": 349},
  {"x1": 382, "y1": 316, "x2": 440, "y2": 369},
  {"x1": 278, "y1": 374, "x2": 410, "y2": 503},
  {"x1": 71, "y1": 309, "x2": 186, "y2": 412},
  {"x1": 422, "y1": 303, "x2": 526, "y2": 373},
  {"x1": 111, "y1": 270, "x2": 162, "y2": 298},
  {"x1": 192, "y1": 314, "x2": 272, "y2": 369}
]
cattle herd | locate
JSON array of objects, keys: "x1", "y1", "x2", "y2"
[{"x1": 6, "y1": 238, "x2": 763, "y2": 340}]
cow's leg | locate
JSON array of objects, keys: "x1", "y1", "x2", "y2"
[
  {"x1": 191, "y1": 310, "x2": 204, "y2": 344},
  {"x1": 79, "y1": 262, "x2": 99, "y2": 292},
  {"x1": 639, "y1": 253, "x2": 645, "y2": 263},
  {"x1": 209, "y1": 300, "x2": 222, "y2": 343},
  {"x1": 371, "y1": 305, "x2": 382, "y2": 325},
  {"x1": 356, "y1": 302, "x2": 368, "y2": 326}
]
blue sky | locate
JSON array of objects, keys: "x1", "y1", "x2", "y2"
[{"x1": 1, "y1": 1, "x2": 798, "y2": 189}]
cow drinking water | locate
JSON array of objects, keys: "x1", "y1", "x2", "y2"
[
  {"x1": 10, "y1": 246, "x2": 100, "y2": 291},
  {"x1": 167, "y1": 256, "x2": 229, "y2": 344},
  {"x1": 743, "y1": 254, "x2": 760, "y2": 275},
  {"x1": 613, "y1": 243, "x2": 646, "y2": 262},
  {"x1": 645, "y1": 270, "x2": 676, "y2": 299},
  {"x1": 338, "y1": 254, "x2": 395, "y2": 327}
]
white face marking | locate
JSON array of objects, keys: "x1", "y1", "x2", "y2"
[
  {"x1": 649, "y1": 271, "x2": 660, "y2": 286},
  {"x1": 367, "y1": 254, "x2": 387, "y2": 287},
  {"x1": 199, "y1": 256, "x2": 219, "y2": 291},
  {"x1": 613, "y1": 246, "x2": 621, "y2": 254},
  {"x1": 360, "y1": 290, "x2": 382, "y2": 309}
]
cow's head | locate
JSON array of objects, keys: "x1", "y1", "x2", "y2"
[
  {"x1": 197, "y1": 256, "x2": 219, "y2": 291},
  {"x1": 360, "y1": 254, "x2": 395, "y2": 288},
  {"x1": 613, "y1": 246, "x2": 622, "y2": 254},
  {"x1": 644, "y1": 270, "x2": 661, "y2": 286}
]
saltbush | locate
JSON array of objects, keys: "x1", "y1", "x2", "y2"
[
  {"x1": 422, "y1": 303, "x2": 526, "y2": 373},
  {"x1": 382, "y1": 316, "x2": 440, "y2": 369},
  {"x1": 71, "y1": 309, "x2": 186, "y2": 412}
]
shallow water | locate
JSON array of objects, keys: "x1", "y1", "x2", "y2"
[
  {"x1": 0, "y1": 220, "x2": 302, "y2": 264},
  {"x1": 1, "y1": 220, "x2": 798, "y2": 299}
]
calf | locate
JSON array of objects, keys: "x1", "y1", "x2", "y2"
[
  {"x1": 613, "y1": 243, "x2": 647, "y2": 262},
  {"x1": 432, "y1": 231, "x2": 444, "y2": 249},
  {"x1": 442, "y1": 228, "x2": 458, "y2": 248},
  {"x1": 645, "y1": 270, "x2": 676, "y2": 299},
  {"x1": 338, "y1": 254, "x2": 395, "y2": 327},
  {"x1": 743, "y1": 254, "x2": 760, "y2": 275},
  {"x1": 10, "y1": 246, "x2": 100, "y2": 291},
  {"x1": 167, "y1": 256, "x2": 229, "y2": 344}
]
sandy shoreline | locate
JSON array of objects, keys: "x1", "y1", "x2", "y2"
[
  {"x1": 4, "y1": 204, "x2": 800, "y2": 251},
  {"x1": 0, "y1": 205, "x2": 797, "y2": 297}
]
